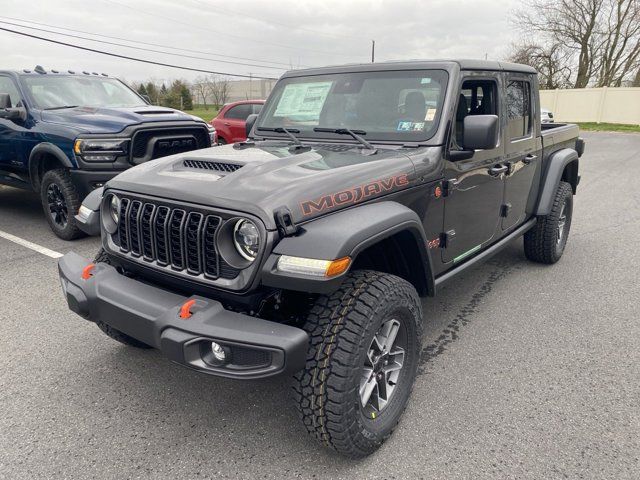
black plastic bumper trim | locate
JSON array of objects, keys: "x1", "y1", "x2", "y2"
[{"x1": 58, "y1": 252, "x2": 309, "y2": 379}]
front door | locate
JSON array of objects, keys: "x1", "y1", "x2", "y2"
[
  {"x1": 442, "y1": 75, "x2": 505, "y2": 264},
  {"x1": 0, "y1": 76, "x2": 23, "y2": 170},
  {"x1": 501, "y1": 76, "x2": 541, "y2": 230}
]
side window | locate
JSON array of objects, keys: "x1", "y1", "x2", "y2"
[
  {"x1": 506, "y1": 80, "x2": 531, "y2": 140},
  {"x1": 0, "y1": 76, "x2": 22, "y2": 107},
  {"x1": 252, "y1": 103, "x2": 263, "y2": 115},
  {"x1": 225, "y1": 104, "x2": 252, "y2": 120},
  {"x1": 454, "y1": 79, "x2": 498, "y2": 148}
]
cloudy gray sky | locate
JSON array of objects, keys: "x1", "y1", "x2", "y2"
[{"x1": 1, "y1": 0, "x2": 520, "y2": 83}]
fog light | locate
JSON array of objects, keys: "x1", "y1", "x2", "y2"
[{"x1": 211, "y1": 342, "x2": 226, "y2": 362}]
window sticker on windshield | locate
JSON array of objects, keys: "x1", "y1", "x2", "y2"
[
  {"x1": 425, "y1": 108, "x2": 437, "y2": 121},
  {"x1": 274, "y1": 82, "x2": 332, "y2": 117},
  {"x1": 397, "y1": 121, "x2": 413, "y2": 131},
  {"x1": 397, "y1": 121, "x2": 425, "y2": 132},
  {"x1": 420, "y1": 78, "x2": 432, "y2": 84}
]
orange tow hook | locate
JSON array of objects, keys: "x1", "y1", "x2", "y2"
[
  {"x1": 179, "y1": 299, "x2": 197, "y2": 319},
  {"x1": 81, "y1": 263, "x2": 96, "y2": 280}
]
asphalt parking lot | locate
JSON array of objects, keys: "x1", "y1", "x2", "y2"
[{"x1": 1, "y1": 131, "x2": 639, "y2": 479}]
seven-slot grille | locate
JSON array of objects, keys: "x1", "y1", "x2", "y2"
[{"x1": 116, "y1": 198, "x2": 239, "y2": 280}]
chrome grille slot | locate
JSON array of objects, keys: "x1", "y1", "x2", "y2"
[
  {"x1": 128, "y1": 200, "x2": 143, "y2": 256},
  {"x1": 168, "y1": 209, "x2": 186, "y2": 270},
  {"x1": 203, "y1": 216, "x2": 221, "y2": 278},
  {"x1": 118, "y1": 198, "x2": 131, "y2": 252},
  {"x1": 154, "y1": 206, "x2": 170, "y2": 265},
  {"x1": 140, "y1": 203, "x2": 156, "y2": 260},
  {"x1": 185, "y1": 212, "x2": 204, "y2": 274}
]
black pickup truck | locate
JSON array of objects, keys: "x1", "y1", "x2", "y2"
[
  {"x1": 58, "y1": 60, "x2": 584, "y2": 457},
  {"x1": 0, "y1": 67, "x2": 212, "y2": 239}
]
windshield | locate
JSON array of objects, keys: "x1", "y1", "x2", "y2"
[
  {"x1": 257, "y1": 69, "x2": 448, "y2": 143},
  {"x1": 22, "y1": 75, "x2": 146, "y2": 110}
]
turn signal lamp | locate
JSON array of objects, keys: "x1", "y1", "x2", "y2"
[{"x1": 277, "y1": 255, "x2": 351, "y2": 278}]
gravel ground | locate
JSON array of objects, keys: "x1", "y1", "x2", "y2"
[{"x1": 0, "y1": 132, "x2": 638, "y2": 479}]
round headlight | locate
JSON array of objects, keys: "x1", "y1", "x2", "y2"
[
  {"x1": 233, "y1": 219, "x2": 260, "y2": 261},
  {"x1": 109, "y1": 195, "x2": 120, "y2": 224}
]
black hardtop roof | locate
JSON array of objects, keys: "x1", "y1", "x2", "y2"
[{"x1": 281, "y1": 59, "x2": 537, "y2": 78}]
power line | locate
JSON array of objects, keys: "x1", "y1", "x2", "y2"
[
  {"x1": 191, "y1": 0, "x2": 365, "y2": 41},
  {"x1": 0, "y1": 15, "x2": 304, "y2": 68},
  {"x1": 0, "y1": 20, "x2": 287, "y2": 71},
  {"x1": 102, "y1": 0, "x2": 362, "y2": 59},
  {"x1": 0, "y1": 26, "x2": 278, "y2": 80}
]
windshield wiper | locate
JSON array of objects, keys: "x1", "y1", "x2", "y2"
[
  {"x1": 44, "y1": 105, "x2": 79, "y2": 110},
  {"x1": 256, "y1": 126, "x2": 303, "y2": 146},
  {"x1": 313, "y1": 127, "x2": 376, "y2": 152}
]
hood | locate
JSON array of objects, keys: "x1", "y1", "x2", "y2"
[
  {"x1": 106, "y1": 142, "x2": 437, "y2": 229},
  {"x1": 40, "y1": 105, "x2": 203, "y2": 134}
]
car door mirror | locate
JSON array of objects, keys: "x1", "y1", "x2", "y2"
[
  {"x1": 462, "y1": 114, "x2": 499, "y2": 150},
  {"x1": 245, "y1": 113, "x2": 258, "y2": 137},
  {"x1": 0, "y1": 93, "x2": 26, "y2": 121},
  {"x1": 0, "y1": 93, "x2": 10, "y2": 109}
]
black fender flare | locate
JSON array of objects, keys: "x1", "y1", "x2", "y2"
[
  {"x1": 261, "y1": 201, "x2": 435, "y2": 296},
  {"x1": 28, "y1": 142, "x2": 74, "y2": 190},
  {"x1": 535, "y1": 148, "x2": 579, "y2": 216}
]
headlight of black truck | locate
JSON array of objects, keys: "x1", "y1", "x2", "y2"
[{"x1": 74, "y1": 138, "x2": 129, "y2": 161}]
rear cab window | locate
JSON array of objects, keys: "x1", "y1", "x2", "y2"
[{"x1": 506, "y1": 79, "x2": 532, "y2": 141}]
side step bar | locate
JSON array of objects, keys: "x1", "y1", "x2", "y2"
[{"x1": 434, "y1": 218, "x2": 537, "y2": 290}]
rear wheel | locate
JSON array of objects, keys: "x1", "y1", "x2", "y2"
[
  {"x1": 93, "y1": 248, "x2": 152, "y2": 349},
  {"x1": 524, "y1": 180, "x2": 573, "y2": 264},
  {"x1": 40, "y1": 169, "x2": 85, "y2": 240},
  {"x1": 293, "y1": 270, "x2": 422, "y2": 457},
  {"x1": 217, "y1": 137, "x2": 227, "y2": 145}
]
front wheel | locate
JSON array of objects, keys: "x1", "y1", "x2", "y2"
[
  {"x1": 293, "y1": 270, "x2": 423, "y2": 457},
  {"x1": 40, "y1": 168, "x2": 85, "y2": 240}
]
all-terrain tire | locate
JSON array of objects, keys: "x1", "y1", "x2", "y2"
[
  {"x1": 40, "y1": 168, "x2": 85, "y2": 240},
  {"x1": 524, "y1": 180, "x2": 573, "y2": 264},
  {"x1": 93, "y1": 248, "x2": 152, "y2": 349},
  {"x1": 293, "y1": 270, "x2": 423, "y2": 458}
]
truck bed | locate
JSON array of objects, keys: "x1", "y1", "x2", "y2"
[{"x1": 541, "y1": 123, "x2": 581, "y2": 158}]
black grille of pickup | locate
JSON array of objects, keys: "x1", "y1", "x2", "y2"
[
  {"x1": 131, "y1": 127, "x2": 209, "y2": 163},
  {"x1": 116, "y1": 199, "x2": 239, "y2": 280}
]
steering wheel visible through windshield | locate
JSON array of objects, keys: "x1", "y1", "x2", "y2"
[
  {"x1": 257, "y1": 69, "x2": 448, "y2": 143},
  {"x1": 22, "y1": 75, "x2": 147, "y2": 110}
]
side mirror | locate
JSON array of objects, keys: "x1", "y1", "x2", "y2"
[
  {"x1": 0, "y1": 93, "x2": 10, "y2": 109},
  {"x1": 462, "y1": 114, "x2": 499, "y2": 150},
  {"x1": 245, "y1": 113, "x2": 258, "y2": 137}
]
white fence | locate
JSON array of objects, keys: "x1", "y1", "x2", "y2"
[{"x1": 540, "y1": 87, "x2": 640, "y2": 125}]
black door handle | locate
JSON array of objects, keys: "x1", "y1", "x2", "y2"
[
  {"x1": 523, "y1": 154, "x2": 537, "y2": 165},
  {"x1": 488, "y1": 165, "x2": 508, "y2": 176}
]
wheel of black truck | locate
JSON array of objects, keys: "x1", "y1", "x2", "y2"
[
  {"x1": 524, "y1": 180, "x2": 573, "y2": 264},
  {"x1": 92, "y1": 248, "x2": 152, "y2": 349},
  {"x1": 293, "y1": 270, "x2": 423, "y2": 457},
  {"x1": 40, "y1": 168, "x2": 85, "y2": 241}
]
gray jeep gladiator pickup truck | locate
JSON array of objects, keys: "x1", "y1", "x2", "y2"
[{"x1": 58, "y1": 60, "x2": 584, "y2": 457}]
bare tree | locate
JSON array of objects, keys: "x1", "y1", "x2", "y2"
[
  {"x1": 192, "y1": 76, "x2": 209, "y2": 109},
  {"x1": 508, "y1": 42, "x2": 573, "y2": 88},
  {"x1": 594, "y1": 0, "x2": 640, "y2": 86},
  {"x1": 206, "y1": 75, "x2": 230, "y2": 108},
  {"x1": 513, "y1": 0, "x2": 640, "y2": 88}
]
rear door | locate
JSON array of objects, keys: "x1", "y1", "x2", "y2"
[
  {"x1": 501, "y1": 75, "x2": 541, "y2": 230},
  {"x1": 223, "y1": 103, "x2": 253, "y2": 142},
  {"x1": 441, "y1": 73, "x2": 505, "y2": 264}
]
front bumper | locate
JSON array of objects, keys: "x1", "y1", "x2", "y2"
[{"x1": 58, "y1": 252, "x2": 309, "y2": 379}]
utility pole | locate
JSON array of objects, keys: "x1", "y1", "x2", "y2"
[{"x1": 371, "y1": 40, "x2": 375, "y2": 63}]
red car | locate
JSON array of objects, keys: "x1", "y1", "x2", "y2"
[{"x1": 210, "y1": 100, "x2": 265, "y2": 144}]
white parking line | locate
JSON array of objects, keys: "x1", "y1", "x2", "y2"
[{"x1": 0, "y1": 230, "x2": 64, "y2": 259}]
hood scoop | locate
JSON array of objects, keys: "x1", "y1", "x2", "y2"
[
  {"x1": 182, "y1": 159, "x2": 243, "y2": 173},
  {"x1": 135, "y1": 109, "x2": 177, "y2": 115}
]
